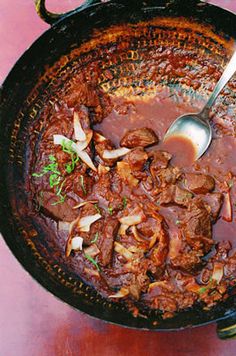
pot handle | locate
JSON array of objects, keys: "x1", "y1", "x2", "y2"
[
  {"x1": 217, "y1": 312, "x2": 236, "y2": 340},
  {"x1": 34, "y1": 0, "x2": 102, "y2": 25}
]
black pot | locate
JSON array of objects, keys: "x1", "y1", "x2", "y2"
[{"x1": 1, "y1": 0, "x2": 236, "y2": 338}]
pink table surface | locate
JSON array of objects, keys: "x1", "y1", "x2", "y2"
[{"x1": 1, "y1": 1, "x2": 236, "y2": 356}]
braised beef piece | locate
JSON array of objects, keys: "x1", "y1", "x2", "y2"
[
  {"x1": 98, "y1": 218, "x2": 119, "y2": 266},
  {"x1": 125, "y1": 148, "x2": 148, "y2": 171},
  {"x1": 149, "y1": 150, "x2": 172, "y2": 173},
  {"x1": 185, "y1": 173, "x2": 215, "y2": 194},
  {"x1": 64, "y1": 81, "x2": 113, "y2": 123},
  {"x1": 120, "y1": 128, "x2": 159, "y2": 148},
  {"x1": 183, "y1": 199, "x2": 213, "y2": 254},
  {"x1": 158, "y1": 185, "x2": 193, "y2": 207},
  {"x1": 171, "y1": 250, "x2": 203, "y2": 272},
  {"x1": 64, "y1": 172, "x2": 94, "y2": 199},
  {"x1": 41, "y1": 191, "x2": 78, "y2": 222},
  {"x1": 149, "y1": 224, "x2": 169, "y2": 267},
  {"x1": 154, "y1": 166, "x2": 181, "y2": 188},
  {"x1": 94, "y1": 171, "x2": 123, "y2": 211},
  {"x1": 201, "y1": 192, "x2": 224, "y2": 221},
  {"x1": 128, "y1": 270, "x2": 150, "y2": 299}
]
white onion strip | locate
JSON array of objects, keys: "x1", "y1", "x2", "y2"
[
  {"x1": 78, "y1": 214, "x2": 102, "y2": 232},
  {"x1": 103, "y1": 147, "x2": 130, "y2": 160},
  {"x1": 71, "y1": 236, "x2": 83, "y2": 251},
  {"x1": 73, "y1": 111, "x2": 86, "y2": 141},
  {"x1": 58, "y1": 221, "x2": 71, "y2": 231},
  {"x1": 73, "y1": 200, "x2": 98, "y2": 209},
  {"x1": 108, "y1": 287, "x2": 129, "y2": 298},
  {"x1": 114, "y1": 241, "x2": 133, "y2": 260},
  {"x1": 53, "y1": 134, "x2": 97, "y2": 171}
]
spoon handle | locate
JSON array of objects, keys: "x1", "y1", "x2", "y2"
[{"x1": 202, "y1": 50, "x2": 236, "y2": 117}]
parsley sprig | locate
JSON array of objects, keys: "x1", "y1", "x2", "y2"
[
  {"x1": 62, "y1": 139, "x2": 80, "y2": 174},
  {"x1": 84, "y1": 254, "x2": 100, "y2": 271},
  {"x1": 32, "y1": 155, "x2": 66, "y2": 205}
]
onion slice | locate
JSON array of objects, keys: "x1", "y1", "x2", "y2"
[
  {"x1": 119, "y1": 209, "x2": 146, "y2": 226},
  {"x1": 222, "y1": 191, "x2": 232, "y2": 222},
  {"x1": 71, "y1": 236, "x2": 83, "y2": 251},
  {"x1": 117, "y1": 161, "x2": 138, "y2": 187},
  {"x1": 212, "y1": 262, "x2": 224, "y2": 284},
  {"x1": 118, "y1": 223, "x2": 129, "y2": 236},
  {"x1": 108, "y1": 287, "x2": 129, "y2": 299},
  {"x1": 131, "y1": 226, "x2": 143, "y2": 242},
  {"x1": 114, "y1": 241, "x2": 133, "y2": 260},
  {"x1": 84, "y1": 244, "x2": 100, "y2": 257},
  {"x1": 58, "y1": 221, "x2": 71, "y2": 232},
  {"x1": 93, "y1": 131, "x2": 107, "y2": 143},
  {"x1": 103, "y1": 147, "x2": 130, "y2": 160},
  {"x1": 84, "y1": 267, "x2": 100, "y2": 277},
  {"x1": 53, "y1": 134, "x2": 97, "y2": 171},
  {"x1": 75, "y1": 129, "x2": 93, "y2": 151},
  {"x1": 73, "y1": 200, "x2": 98, "y2": 209},
  {"x1": 98, "y1": 164, "x2": 110, "y2": 176},
  {"x1": 78, "y1": 214, "x2": 102, "y2": 232},
  {"x1": 73, "y1": 111, "x2": 86, "y2": 141}
]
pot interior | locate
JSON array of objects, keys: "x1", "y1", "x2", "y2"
[{"x1": 1, "y1": 1, "x2": 236, "y2": 329}]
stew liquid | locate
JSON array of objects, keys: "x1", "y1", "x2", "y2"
[{"x1": 29, "y1": 84, "x2": 236, "y2": 319}]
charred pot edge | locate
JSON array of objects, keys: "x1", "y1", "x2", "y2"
[
  {"x1": 217, "y1": 313, "x2": 236, "y2": 340},
  {"x1": 34, "y1": 0, "x2": 102, "y2": 25}
]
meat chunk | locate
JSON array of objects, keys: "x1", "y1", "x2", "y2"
[
  {"x1": 94, "y1": 172, "x2": 123, "y2": 211},
  {"x1": 149, "y1": 223, "x2": 169, "y2": 267},
  {"x1": 41, "y1": 191, "x2": 78, "y2": 222},
  {"x1": 149, "y1": 150, "x2": 172, "y2": 174},
  {"x1": 202, "y1": 192, "x2": 224, "y2": 221},
  {"x1": 183, "y1": 199, "x2": 213, "y2": 254},
  {"x1": 98, "y1": 218, "x2": 119, "y2": 266},
  {"x1": 171, "y1": 250, "x2": 203, "y2": 272},
  {"x1": 65, "y1": 173, "x2": 94, "y2": 199},
  {"x1": 156, "y1": 167, "x2": 181, "y2": 188},
  {"x1": 120, "y1": 128, "x2": 158, "y2": 148},
  {"x1": 64, "y1": 80, "x2": 113, "y2": 123},
  {"x1": 158, "y1": 185, "x2": 193, "y2": 207},
  {"x1": 185, "y1": 173, "x2": 215, "y2": 194},
  {"x1": 125, "y1": 148, "x2": 148, "y2": 171}
]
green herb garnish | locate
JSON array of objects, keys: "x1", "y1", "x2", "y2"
[
  {"x1": 49, "y1": 155, "x2": 56, "y2": 162},
  {"x1": 62, "y1": 139, "x2": 79, "y2": 174},
  {"x1": 84, "y1": 254, "x2": 100, "y2": 271},
  {"x1": 32, "y1": 156, "x2": 66, "y2": 206},
  {"x1": 108, "y1": 206, "x2": 113, "y2": 215},
  {"x1": 49, "y1": 173, "x2": 61, "y2": 188},
  {"x1": 123, "y1": 196, "x2": 127, "y2": 209},
  {"x1": 51, "y1": 179, "x2": 66, "y2": 205},
  {"x1": 91, "y1": 232, "x2": 99, "y2": 244},
  {"x1": 176, "y1": 220, "x2": 181, "y2": 225},
  {"x1": 80, "y1": 175, "x2": 87, "y2": 195}
]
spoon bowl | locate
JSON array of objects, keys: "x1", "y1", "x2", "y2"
[{"x1": 164, "y1": 113, "x2": 212, "y2": 160}]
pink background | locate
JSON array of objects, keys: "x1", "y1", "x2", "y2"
[{"x1": 1, "y1": 1, "x2": 236, "y2": 355}]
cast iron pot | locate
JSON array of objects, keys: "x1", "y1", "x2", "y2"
[{"x1": 1, "y1": 0, "x2": 236, "y2": 339}]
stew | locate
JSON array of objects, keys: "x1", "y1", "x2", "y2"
[{"x1": 29, "y1": 71, "x2": 236, "y2": 320}]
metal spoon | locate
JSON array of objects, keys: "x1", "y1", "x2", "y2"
[{"x1": 164, "y1": 50, "x2": 236, "y2": 159}]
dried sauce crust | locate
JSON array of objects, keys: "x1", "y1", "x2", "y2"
[{"x1": 30, "y1": 79, "x2": 236, "y2": 320}]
